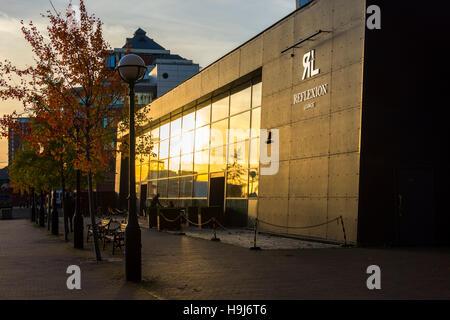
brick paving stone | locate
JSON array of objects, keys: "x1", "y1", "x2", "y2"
[
  {"x1": 1, "y1": 210, "x2": 450, "y2": 300},
  {"x1": 0, "y1": 214, "x2": 154, "y2": 300}
]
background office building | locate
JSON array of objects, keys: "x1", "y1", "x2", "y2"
[
  {"x1": 109, "y1": 28, "x2": 200, "y2": 106},
  {"x1": 116, "y1": 0, "x2": 450, "y2": 246}
]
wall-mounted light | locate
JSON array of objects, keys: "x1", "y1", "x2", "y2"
[{"x1": 266, "y1": 130, "x2": 273, "y2": 144}]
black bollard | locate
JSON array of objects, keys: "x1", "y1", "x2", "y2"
[
  {"x1": 39, "y1": 192, "x2": 45, "y2": 227},
  {"x1": 210, "y1": 218, "x2": 221, "y2": 242},
  {"x1": 250, "y1": 219, "x2": 261, "y2": 251},
  {"x1": 51, "y1": 194, "x2": 59, "y2": 235},
  {"x1": 30, "y1": 191, "x2": 36, "y2": 222}
]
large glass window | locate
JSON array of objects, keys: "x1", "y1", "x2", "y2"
[
  {"x1": 210, "y1": 145, "x2": 226, "y2": 173},
  {"x1": 134, "y1": 78, "x2": 261, "y2": 205},
  {"x1": 135, "y1": 164, "x2": 141, "y2": 184},
  {"x1": 195, "y1": 125, "x2": 210, "y2": 151},
  {"x1": 249, "y1": 138, "x2": 260, "y2": 168},
  {"x1": 168, "y1": 178, "x2": 179, "y2": 198},
  {"x1": 158, "y1": 179, "x2": 168, "y2": 198},
  {"x1": 169, "y1": 156, "x2": 180, "y2": 176},
  {"x1": 229, "y1": 111, "x2": 250, "y2": 144},
  {"x1": 182, "y1": 111, "x2": 195, "y2": 132},
  {"x1": 227, "y1": 139, "x2": 249, "y2": 168},
  {"x1": 170, "y1": 135, "x2": 181, "y2": 158},
  {"x1": 141, "y1": 163, "x2": 149, "y2": 181},
  {"x1": 151, "y1": 127, "x2": 160, "y2": 143},
  {"x1": 211, "y1": 93, "x2": 229, "y2": 122},
  {"x1": 148, "y1": 180, "x2": 157, "y2": 197},
  {"x1": 170, "y1": 115, "x2": 182, "y2": 137},
  {"x1": 194, "y1": 149, "x2": 209, "y2": 175},
  {"x1": 248, "y1": 168, "x2": 259, "y2": 198},
  {"x1": 149, "y1": 159, "x2": 159, "y2": 179},
  {"x1": 180, "y1": 176, "x2": 193, "y2": 197},
  {"x1": 226, "y1": 167, "x2": 248, "y2": 198},
  {"x1": 230, "y1": 83, "x2": 251, "y2": 115},
  {"x1": 196, "y1": 102, "x2": 210, "y2": 128},
  {"x1": 193, "y1": 174, "x2": 208, "y2": 198},
  {"x1": 150, "y1": 142, "x2": 159, "y2": 161},
  {"x1": 251, "y1": 107, "x2": 261, "y2": 138},
  {"x1": 180, "y1": 153, "x2": 194, "y2": 175},
  {"x1": 160, "y1": 122, "x2": 170, "y2": 140},
  {"x1": 158, "y1": 159, "x2": 168, "y2": 178},
  {"x1": 252, "y1": 82, "x2": 262, "y2": 108},
  {"x1": 159, "y1": 139, "x2": 169, "y2": 159},
  {"x1": 181, "y1": 131, "x2": 194, "y2": 154},
  {"x1": 210, "y1": 119, "x2": 228, "y2": 147}
]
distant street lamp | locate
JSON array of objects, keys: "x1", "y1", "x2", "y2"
[{"x1": 117, "y1": 54, "x2": 147, "y2": 282}]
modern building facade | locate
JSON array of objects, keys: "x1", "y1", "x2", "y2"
[
  {"x1": 116, "y1": 0, "x2": 450, "y2": 246},
  {"x1": 7, "y1": 117, "x2": 30, "y2": 168}
]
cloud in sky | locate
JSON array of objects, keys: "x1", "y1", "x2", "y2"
[{"x1": 0, "y1": 0, "x2": 295, "y2": 167}]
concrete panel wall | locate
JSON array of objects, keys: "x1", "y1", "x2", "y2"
[
  {"x1": 140, "y1": 0, "x2": 366, "y2": 244},
  {"x1": 257, "y1": 0, "x2": 365, "y2": 244}
]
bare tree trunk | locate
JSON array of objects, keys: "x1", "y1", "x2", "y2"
[
  {"x1": 87, "y1": 169, "x2": 102, "y2": 261},
  {"x1": 85, "y1": 106, "x2": 101, "y2": 261},
  {"x1": 47, "y1": 191, "x2": 51, "y2": 230},
  {"x1": 61, "y1": 163, "x2": 68, "y2": 242}
]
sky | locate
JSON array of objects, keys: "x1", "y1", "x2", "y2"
[{"x1": 0, "y1": 0, "x2": 295, "y2": 169}]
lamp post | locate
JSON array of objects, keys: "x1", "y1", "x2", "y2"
[
  {"x1": 117, "y1": 54, "x2": 147, "y2": 282},
  {"x1": 31, "y1": 188, "x2": 36, "y2": 222}
]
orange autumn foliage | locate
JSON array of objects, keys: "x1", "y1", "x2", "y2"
[{"x1": 0, "y1": 0, "x2": 127, "y2": 174}]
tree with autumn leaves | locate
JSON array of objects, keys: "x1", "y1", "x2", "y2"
[{"x1": 0, "y1": 1, "x2": 128, "y2": 261}]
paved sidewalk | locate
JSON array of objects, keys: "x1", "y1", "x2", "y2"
[
  {"x1": 140, "y1": 229, "x2": 450, "y2": 299},
  {"x1": 0, "y1": 211, "x2": 154, "y2": 300},
  {"x1": 1, "y1": 209, "x2": 450, "y2": 299}
]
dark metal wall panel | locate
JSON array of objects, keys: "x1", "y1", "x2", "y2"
[{"x1": 358, "y1": 0, "x2": 450, "y2": 245}]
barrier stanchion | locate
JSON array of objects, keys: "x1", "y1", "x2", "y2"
[
  {"x1": 210, "y1": 218, "x2": 221, "y2": 242},
  {"x1": 250, "y1": 218, "x2": 261, "y2": 251},
  {"x1": 256, "y1": 216, "x2": 351, "y2": 247},
  {"x1": 339, "y1": 216, "x2": 349, "y2": 247}
]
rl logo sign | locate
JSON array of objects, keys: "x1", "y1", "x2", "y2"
[{"x1": 302, "y1": 49, "x2": 320, "y2": 80}]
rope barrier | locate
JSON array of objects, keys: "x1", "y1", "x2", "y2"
[
  {"x1": 184, "y1": 216, "x2": 213, "y2": 227},
  {"x1": 155, "y1": 209, "x2": 349, "y2": 247},
  {"x1": 158, "y1": 211, "x2": 221, "y2": 241},
  {"x1": 107, "y1": 207, "x2": 128, "y2": 216},
  {"x1": 257, "y1": 216, "x2": 341, "y2": 230},
  {"x1": 253, "y1": 216, "x2": 348, "y2": 248},
  {"x1": 213, "y1": 219, "x2": 229, "y2": 231},
  {"x1": 158, "y1": 212, "x2": 183, "y2": 223}
]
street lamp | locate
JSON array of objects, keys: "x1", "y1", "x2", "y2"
[
  {"x1": 31, "y1": 188, "x2": 36, "y2": 222},
  {"x1": 117, "y1": 54, "x2": 147, "y2": 282}
]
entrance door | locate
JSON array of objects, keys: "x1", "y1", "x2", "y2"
[
  {"x1": 139, "y1": 183, "x2": 147, "y2": 216},
  {"x1": 209, "y1": 173, "x2": 225, "y2": 209},
  {"x1": 397, "y1": 168, "x2": 435, "y2": 245}
]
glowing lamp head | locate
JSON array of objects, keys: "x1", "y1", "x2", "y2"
[{"x1": 117, "y1": 54, "x2": 147, "y2": 84}]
